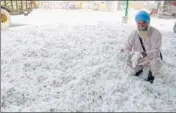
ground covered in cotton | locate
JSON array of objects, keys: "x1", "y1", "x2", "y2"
[{"x1": 1, "y1": 9, "x2": 176, "y2": 112}]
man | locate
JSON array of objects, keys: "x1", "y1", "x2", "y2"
[{"x1": 121, "y1": 11, "x2": 163, "y2": 83}]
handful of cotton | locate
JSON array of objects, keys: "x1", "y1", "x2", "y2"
[{"x1": 131, "y1": 52, "x2": 143, "y2": 68}]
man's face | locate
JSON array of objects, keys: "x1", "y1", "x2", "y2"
[{"x1": 137, "y1": 21, "x2": 149, "y2": 31}]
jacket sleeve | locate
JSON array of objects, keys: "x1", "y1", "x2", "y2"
[
  {"x1": 146, "y1": 31, "x2": 162, "y2": 59},
  {"x1": 124, "y1": 31, "x2": 136, "y2": 52}
]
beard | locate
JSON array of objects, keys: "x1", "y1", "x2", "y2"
[{"x1": 137, "y1": 26, "x2": 150, "y2": 39}]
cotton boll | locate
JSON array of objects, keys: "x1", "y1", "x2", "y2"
[
  {"x1": 131, "y1": 52, "x2": 143, "y2": 68},
  {"x1": 163, "y1": 72, "x2": 176, "y2": 87}
]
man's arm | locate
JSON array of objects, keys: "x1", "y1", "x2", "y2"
[
  {"x1": 123, "y1": 31, "x2": 136, "y2": 53},
  {"x1": 146, "y1": 31, "x2": 162, "y2": 59}
]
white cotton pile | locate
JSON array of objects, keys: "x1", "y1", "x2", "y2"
[{"x1": 131, "y1": 52, "x2": 143, "y2": 68}]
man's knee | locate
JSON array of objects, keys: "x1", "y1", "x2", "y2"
[{"x1": 150, "y1": 58, "x2": 163, "y2": 75}]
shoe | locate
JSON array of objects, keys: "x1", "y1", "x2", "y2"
[
  {"x1": 147, "y1": 70, "x2": 155, "y2": 83},
  {"x1": 135, "y1": 69, "x2": 143, "y2": 76}
]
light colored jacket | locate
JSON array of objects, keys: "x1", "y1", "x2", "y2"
[{"x1": 124, "y1": 26, "x2": 162, "y2": 60}]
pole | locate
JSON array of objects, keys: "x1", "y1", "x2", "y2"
[
  {"x1": 125, "y1": 0, "x2": 129, "y2": 17},
  {"x1": 122, "y1": 0, "x2": 129, "y2": 23}
]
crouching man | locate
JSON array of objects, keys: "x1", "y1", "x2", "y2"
[{"x1": 121, "y1": 11, "x2": 163, "y2": 83}]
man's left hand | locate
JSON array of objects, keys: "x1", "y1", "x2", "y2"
[{"x1": 140, "y1": 51, "x2": 147, "y2": 58}]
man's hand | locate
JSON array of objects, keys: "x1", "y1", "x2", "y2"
[
  {"x1": 131, "y1": 52, "x2": 142, "y2": 68},
  {"x1": 140, "y1": 51, "x2": 147, "y2": 58},
  {"x1": 131, "y1": 52, "x2": 146, "y2": 68},
  {"x1": 120, "y1": 49, "x2": 124, "y2": 52}
]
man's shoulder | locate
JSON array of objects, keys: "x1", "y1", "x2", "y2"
[
  {"x1": 127, "y1": 30, "x2": 138, "y2": 41},
  {"x1": 129, "y1": 30, "x2": 138, "y2": 37},
  {"x1": 150, "y1": 26, "x2": 162, "y2": 36}
]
